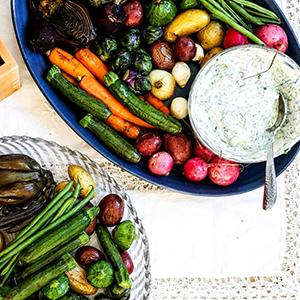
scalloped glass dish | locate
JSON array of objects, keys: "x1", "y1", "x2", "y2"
[{"x1": 0, "y1": 136, "x2": 151, "y2": 300}]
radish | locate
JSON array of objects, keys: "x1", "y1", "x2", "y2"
[
  {"x1": 208, "y1": 157, "x2": 240, "y2": 186},
  {"x1": 183, "y1": 157, "x2": 208, "y2": 182},
  {"x1": 148, "y1": 151, "x2": 174, "y2": 176},
  {"x1": 223, "y1": 28, "x2": 249, "y2": 49},
  {"x1": 194, "y1": 141, "x2": 215, "y2": 162},
  {"x1": 255, "y1": 24, "x2": 288, "y2": 53}
]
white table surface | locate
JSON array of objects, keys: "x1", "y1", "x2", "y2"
[{"x1": 0, "y1": 0, "x2": 293, "y2": 283}]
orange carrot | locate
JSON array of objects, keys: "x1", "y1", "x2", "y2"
[
  {"x1": 75, "y1": 49, "x2": 108, "y2": 84},
  {"x1": 79, "y1": 76, "x2": 154, "y2": 129},
  {"x1": 49, "y1": 48, "x2": 93, "y2": 80},
  {"x1": 144, "y1": 93, "x2": 170, "y2": 115},
  {"x1": 61, "y1": 71, "x2": 79, "y2": 87},
  {"x1": 106, "y1": 115, "x2": 140, "y2": 139}
]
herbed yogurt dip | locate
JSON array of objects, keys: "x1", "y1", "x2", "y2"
[{"x1": 189, "y1": 45, "x2": 300, "y2": 163}]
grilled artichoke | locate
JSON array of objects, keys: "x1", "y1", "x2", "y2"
[{"x1": 0, "y1": 154, "x2": 55, "y2": 233}]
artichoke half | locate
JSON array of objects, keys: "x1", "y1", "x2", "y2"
[{"x1": 0, "y1": 154, "x2": 55, "y2": 233}]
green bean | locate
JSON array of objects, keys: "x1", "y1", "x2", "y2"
[
  {"x1": 1, "y1": 254, "x2": 18, "y2": 276},
  {"x1": 0, "y1": 191, "x2": 73, "y2": 261},
  {"x1": 0, "y1": 188, "x2": 95, "y2": 264},
  {"x1": 198, "y1": 0, "x2": 264, "y2": 45},
  {"x1": 51, "y1": 183, "x2": 81, "y2": 223},
  {"x1": 0, "y1": 260, "x2": 17, "y2": 287}
]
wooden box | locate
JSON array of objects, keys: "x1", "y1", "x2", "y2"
[{"x1": 0, "y1": 40, "x2": 21, "y2": 101}]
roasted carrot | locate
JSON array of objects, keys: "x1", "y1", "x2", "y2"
[
  {"x1": 106, "y1": 115, "x2": 140, "y2": 139},
  {"x1": 79, "y1": 76, "x2": 154, "y2": 129},
  {"x1": 61, "y1": 71, "x2": 79, "y2": 87},
  {"x1": 49, "y1": 48, "x2": 93, "y2": 80},
  {"x1": 143, "y1": 93, "x2": 170, "y2": 115},
  {"x1": 75, "y1": 49, "x2": 108, "y2": 84}
]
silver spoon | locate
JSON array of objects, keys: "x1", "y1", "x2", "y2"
[{"x1": 263, "y1": 93, "x2": 287, "y2": 210}]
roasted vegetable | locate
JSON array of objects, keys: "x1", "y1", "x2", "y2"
[
  {"x1": 124, "y1": 0, "x2": 144, "y2": 27},
  {"x1": 121, "y1": 29, "x2": 141, "y2": 51},
  {"x1": 66, "y1": 265, "x2": 97, "y2": 295},
  {"x1": 120, "y1": 251, "x2": 134, "y2": 275},
  {"x1": 0, "y1": 154, "x2": 55, "y2": 232},
  {"x1": 112, "y1": 220, "x2": 137, "y2": 250},
  {"x1": 41, "y1": 275, "x2": 70, "y2": 300},
  {"x1": 200, "y1": 47, "x2": 223, "y2": 67},
  {"x1": 95, "y1": 3, "x2": 126, "y2": 34},
  {"x1": 133, "y1": 49, "x2": 152, "y2": 74},
  {"x1": 150, "y1": 41, "x2": 175, "y2": 71},
  {"x1": 112, "y1": 49, "x2": 132, "y2": 74},
  {"x1": 180, "y1": 0, "x2": 199, "y2": 10},
  {"x1": 146, "y1": 0, "x2": 177, "y2": 26},
  {"x1": 170, "y1": 96, "x2": 189, "y2": 119},
  {"x1": 197, "y1": 21, "x2": 225, "y2": 50},
  {"x1": 38, "y1": 0, "x2": 96, "y2": 48},
  {"x1": 172, "y1": 62, "x2": 191, "y2": 89},
  {"x1": 142, "y1": 25, "x2": 164, "y2": 45},
  {"x1": 173, "y1": 36, "x2": 196, "y2": 61},
  {"x1": 75, "y1": 246, "x2": 104, "y2": 269},
  {"x1": 94, "y1": 37, "x2": 118, "y2": 62},
  {"x1": 105, "y1": 283, "x2": 130, "y2": 299},
  {"x1": 123, "y1": 70, "x2": 152, "y2": 94},
  {"x1": 87, "y1": 260, "x2": 114, "y2": 288},
  {"x1": 136, "y1": 132, "x2": 162, "y2": 157}
]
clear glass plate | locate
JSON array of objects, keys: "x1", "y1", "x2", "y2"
[{"x1": 0, "y1": 136, "x2": 151, "y2": 300}]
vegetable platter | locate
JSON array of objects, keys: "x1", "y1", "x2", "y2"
[
  {"x1": 11, "y1": 0, "x2": 300, "y2": 195},
  {"x1": 0, "y1": 136, "x2": 150, "y2": 300}
]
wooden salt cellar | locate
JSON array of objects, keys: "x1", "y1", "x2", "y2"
[{"x1": 0, "y1": 40, "x2": 21, "y2": 101}]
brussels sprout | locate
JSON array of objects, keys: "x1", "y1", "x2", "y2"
[
  {"x1": 120, "y1": 29, "x2": 141, "y2": 51},
  {"x1": 142, "y1": 25, "x2": 164, "y2": 45},
  {"x1": 134, "y1": 49, "x2": 153, "y2": 74},
  {"x1": 112, "y1": 220, "x2": 137, "y2": 250},
  {"x1": 42, "y1": 275, "x2": 69, "y2": 300},
  {"x1": 94, "y1": 37, "x2": 118, "y2": 62},
  {"x1": 123, "y1": 70, "x2": 152, "y2": 95},
  {"x1": 180, "y1": 0, "x2": 199, "y2": 10},
  {"x1": 112, "y1": 49, "x2": 132, "y2": 74},
  {"x1": 87, "y1": 260, "x2": 114, "y2": 288}
]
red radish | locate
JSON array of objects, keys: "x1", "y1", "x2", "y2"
[
  {"x1": 223, "y1": 28, "x2": 249, "y2": 49},
  {"x1": 194, "y1": 141, "x2": 215, "y2": 162},
  {"x1": 136, "y1": 132, "x2": 162, "y2": 157},
  {"x1": 148, "y1": 151, "x2": 174, "y2": 176},
  {"x1": 208, "y1": 157, "x2": 240, "y2": 186},
  {"x1": 120, "y1": 251, "x2": 134, "y2": 274},
  {"x1": 183, "y1": 157, "x2": 208, "y2": 182},
  {"x1": 255, "y1": 24, "x2": 288, "y2": 53}
]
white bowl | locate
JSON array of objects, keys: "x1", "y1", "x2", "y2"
[{"x1": 189, "y1": 45, "x2": 300, "y2": 163}]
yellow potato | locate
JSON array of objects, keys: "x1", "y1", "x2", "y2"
[
  {"x1": 200, "y1": 47, "x2": 223, "y2": 68},
  {"x1": 68, "y1": 165, "x2": 96, "y2": 197},
  {"x1": 54, "y1": 181, "x2": 73, "y2": 194},
  {"x1": 197, "y1": 21, "x2": 225, "y2": 50},
  {"x1": 164, "y1": 9, "x2": 210, "y2": 42}
]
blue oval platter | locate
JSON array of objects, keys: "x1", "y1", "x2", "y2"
[{"x1": 11, "y1": 0, "x2": 300, "y2": 196}]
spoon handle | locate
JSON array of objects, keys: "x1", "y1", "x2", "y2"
[{"x1": 263, "y1": 138, "x2": 277, "y2": 210}]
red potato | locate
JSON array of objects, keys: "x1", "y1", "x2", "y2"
[
  {"x1": 255, "y1": 24, "x2": 288, "y2": 53},
  {"x1": 183, "y1": 157, "x2": 208, "y2": 182},
  {"x1": 148, "y1": 151, "x2": 174, "y2": 176},
  {"x1": 223, "y1": 28, "x2": 249, "y2": 49},
  {"x1": 75, "y1": 246, "x2": 105, "y2": 268},
  {"x1": 208, "y1": 157, "x2": 240, "y2": 186},
  {"x1": 98, "y1": 194, "x2": 125, "y2": 227},
  {"x1": 124, "y1": 0, "x2": 144, "y2": 28},
  {"x1": 173, "y1": 36, "x2": 196, "y2": 61},
  {"x1": 194, "y1": 141, "x2": 215, "y2": 162},
  {"x1": 136, "y1": 132, "x2": 162, "y2": 157},
  {"x1": 120, "y1": 251, "x2": 134, "y2": 274},
  {"x1": 164, "y1": 133, "x2": 192, "y2": 165},
  {"x1": 150, "y1": 41, "x2": 175, "y2": 70}
]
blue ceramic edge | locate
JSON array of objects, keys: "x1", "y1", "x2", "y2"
[{"x1": 11, "y1": 0, "x2": 300, "y2": 196}]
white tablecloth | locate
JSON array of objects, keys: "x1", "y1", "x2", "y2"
[{"x1": 0, "y1": 0, "x2": 293, "y2": 283}]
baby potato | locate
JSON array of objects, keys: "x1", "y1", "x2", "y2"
[
  {"x1": 68, "y1": 165, "x2": 96, "y2": 198},
  {"x1": 54, "y1": 181, "x2": 73, "y2": 194},
  {"x1": 200, "y1": 47, "x2": 223, "y2": 67},
  {"x1": 197, "y1": 21, "x2": 225, "y2": 50}
]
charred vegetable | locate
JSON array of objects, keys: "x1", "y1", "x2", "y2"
[
  {"x1": 0, "y1": 154, "x2": 55, "y2": 232},
  {"x1": 87, "y1": 260, "x2": 114, "y2": 288},
  {"x1": 94, "y1": 37, "x2": 118, "y2": 62},
  {"x1": 142, "y1": 25, "x2": 164, "y2": 45},
  {"x1": 41, "y1": 274, "x2": 70, "y2": 300},
  {"x1": 95, "y1": 3, "x2": 126, "y2": 34},
  {"x1": 112, "y1": 220, "x2": 137, "y2": 250},
  {"x1": 121, "y1": 29, "x2": 141, "y2": 51},
  {"x1": 38, "y1": 0, "x2": 96, "y2": 48},
  {"x1": 146, "y1": 0, "x2": 177, "y2": 26},
  {"x1": 112, "y1": 50, "x2": 132, "y2": 74},
  {"x1": 133, "y1": 49, "x2": 152, "y2": 74},
  {"x1": 123, "y1": 70, "x2": 152, "y2": 94},
  {"x1": 124, "y1": 0, "x2": 144, "y2": 28}
]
